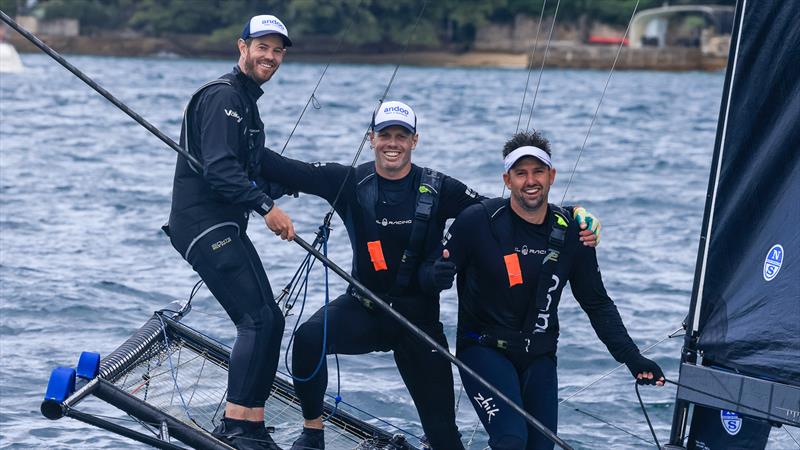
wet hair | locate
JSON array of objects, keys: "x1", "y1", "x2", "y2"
[{"x1": 502, "y1": 130, "x2": 551, "y2": 158}]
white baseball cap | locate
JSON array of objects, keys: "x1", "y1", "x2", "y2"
[
  {"x1": 241, "y1": 15, "x2": 292, "y2": 47},
  {"x1": 372, "y1": 101, "x2": 417, "y2": 134}
]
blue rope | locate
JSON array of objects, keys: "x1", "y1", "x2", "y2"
[
  {"x1": 283, "y1": 226, "x2": 346, "y2": 420},
  {"x1": 284, "y1": 226, "x2": 332, "y2": 383}
]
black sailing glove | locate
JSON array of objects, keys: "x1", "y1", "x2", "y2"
[
  {"x1": 431, "y1": 251, "x2": 457, "y2": 291},
  {"x1": 625, "y1": 354, "x2": 665, "y2": 385},
  {"x1": 420, "y1": 249, "x2": 457, "y2": 294}
]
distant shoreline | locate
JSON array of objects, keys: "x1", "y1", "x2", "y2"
[{"x1": 8, "y1": 32, "x2": 727, "y2": 71}]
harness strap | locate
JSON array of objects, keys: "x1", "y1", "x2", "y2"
[
  {"x1": 480, "y1": 199, "x2": 570, "y2": 335},
  {"x1": 391, "y1": 168, "x2": 442, "y2": 294},
  {"x1": 524, "y1": 205, "x2": 570, "y2": 334},
  {"x1": 182, "y1": 77, "x2": 232, "y2": 174},
  {"x1": 354, "y1": 165, "x2": 443, "y2": 295}
]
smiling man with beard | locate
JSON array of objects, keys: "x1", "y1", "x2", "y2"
[
  {"x1": 165, "y1": 14, "x2": 295, "y2": 450},
  {"x1": 418, "y1": 130, "x2": 664, "y2": 450},
  {"x1": 255, "y1": 104, "x2": 601, "y2": 450}
]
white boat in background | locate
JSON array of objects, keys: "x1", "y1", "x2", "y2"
[{"x1": 1, "y1": 38, "x2": 24, "y2": 73}]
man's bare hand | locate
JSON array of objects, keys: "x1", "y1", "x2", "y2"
[{"x1": 264, "y1": 206, "x2": 295, "y2": 241}]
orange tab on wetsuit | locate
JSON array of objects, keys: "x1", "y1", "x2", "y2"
[
  {"x1": 504, "y1": 253, "x2": 523, "y2": 287},
  {"x1": 367, "y1": 240, "x2": 388, "y2": 271}
]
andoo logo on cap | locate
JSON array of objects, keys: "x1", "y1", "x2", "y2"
[
  {"x1": 261, "y1": 18, "x2": 285, "y2": 30},
  {"x1": 384, "y1": 106, "x2": 409, "y2": 116},
  {"x1": 763, "y1": 244, "x2": 783, "y2": 281}
]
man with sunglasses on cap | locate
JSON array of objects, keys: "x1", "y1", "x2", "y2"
[
  {"x1": 166, "y1": 14, "x2": 295, "y2": 450},
  {"x1": 418, "y1": 130, "x2": 664, "y2": 450},
  {"x1": 258, "y1": 103, "x2": 600, "y2": 449}
]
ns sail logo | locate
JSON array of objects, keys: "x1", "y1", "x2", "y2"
[
  {"x1": 763, "y1": 244, "x2": 784, "y2": 281},
  {"x1": 721, "y1": 410, "x2": 742, "y2": 435}
]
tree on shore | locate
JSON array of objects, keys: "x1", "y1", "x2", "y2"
[{"x1": 20, "y1": 0, "x2": 735, "y2": 47}]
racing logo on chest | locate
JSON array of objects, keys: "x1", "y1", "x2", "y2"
[
  {"x1": 514, "y1": 244, "x2": 547, "y2": 256},
  {"x1": 376, "y1": 218, "x2": 413, "y2": 227}
]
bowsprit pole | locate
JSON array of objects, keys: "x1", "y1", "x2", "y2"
[
  {"x1": 3, "y1": 10, "x2": 574, "y2": 449},
  {"x1": 292, "y1": 235, "x2": 574, "y2": 450},
  {"x1": 0, "y1": 10, "x2": 201, "y2": 170}
]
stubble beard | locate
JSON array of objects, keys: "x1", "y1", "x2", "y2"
[
  {"x1": 514, "y1": 188, "x2": 546, "y2": 213},
  {"x1": 243, "y1": 54, "x2": 270, "y2": 85}
]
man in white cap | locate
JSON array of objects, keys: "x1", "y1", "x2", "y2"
[
  {"x1": 258, "y1": 104, "x2": 601, "y2": 449},
  {"x1": 418, "y1": 130, "x2": 662, "y2": 450},
  {"x1": 166, "y1": 14, "x2": 295, "y2": 450}
]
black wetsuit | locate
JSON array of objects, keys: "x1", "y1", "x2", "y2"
[
  {"x1": 166, "y1": 66, "x2": 285, "y2": 408},
  {"x1": 420, "y1": 199, "x2": 639, "y2": 450},
  {"x1": 260, "y1": 152, "x2": 481, "y2": 449}
]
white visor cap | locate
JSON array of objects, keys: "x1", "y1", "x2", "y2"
[{"x1": 503, "y1": 146, "x2": 552, "y2": 172}]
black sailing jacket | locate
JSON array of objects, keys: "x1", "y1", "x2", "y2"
[{"x1": 168, "y1": 66, "x2": 277, "y2": 246}]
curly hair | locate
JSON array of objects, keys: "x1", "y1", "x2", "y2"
[{"x1": 502, "y1": 130, "x2": 551, "y2": 158}]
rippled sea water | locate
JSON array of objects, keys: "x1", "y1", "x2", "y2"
[{"x1": 1, "y1": 54, "x2": 796, "y2": 449}]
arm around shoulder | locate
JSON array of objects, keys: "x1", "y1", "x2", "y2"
[{"x1": 260, "y1": 151, "x2": 351, "y2": 202}]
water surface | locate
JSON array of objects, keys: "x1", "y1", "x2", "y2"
[{"x1": 1, "y1": 54, "x2": 796, "y2": 448}]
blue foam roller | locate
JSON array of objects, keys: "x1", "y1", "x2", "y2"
[
  {"x1": 76, "y1": 351, "x2": 101, "y2": 380},
  {"x1": 44, "y1": 367, "x2": 76, "y2": 403}
]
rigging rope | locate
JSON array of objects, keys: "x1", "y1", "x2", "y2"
[
  {"x1": 559, "y1": 0, "x2": 641, "y2": 206},
  {"x1": 515, "y1": 0, "x2": 549, "y2": 133},
  {"x1": 525, "y1": 0, "x2": 562, "y2": 132},
  {"x1": 504, "y1": 0, "x2": 554, "y2": 198},
  {"x1": 634, "y1": 382, "x2": 662, "y2": 448},
  {"x1": 784, "y1": 426, "x2": 800, "y2": 448},
  {"x1": 572, "y1": 406, "x2": 655, "y2": 446},
  {"x1": 277, "y1": 0, "x2": 432, "y2": 425},
  {"x1": 321, "y1": 1, "x2": 430, "y2": 223},
  {"x1": 279, "y1": 0, "x2": 364, "y2": 155},
  {"x1": 559, "y1": 325, "x2": 682, "y2": 404},
  {"x1": 283, "y1": 226, "x2": 331, "y2": 383}
]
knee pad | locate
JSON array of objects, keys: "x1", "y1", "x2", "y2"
[{"x1": 489, "y1": 434, "x2": 526, "y2": 450}]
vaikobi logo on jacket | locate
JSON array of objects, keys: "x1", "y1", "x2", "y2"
[{"x1": 224, "y1": 108, "x2": 243, "y2": 123}]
